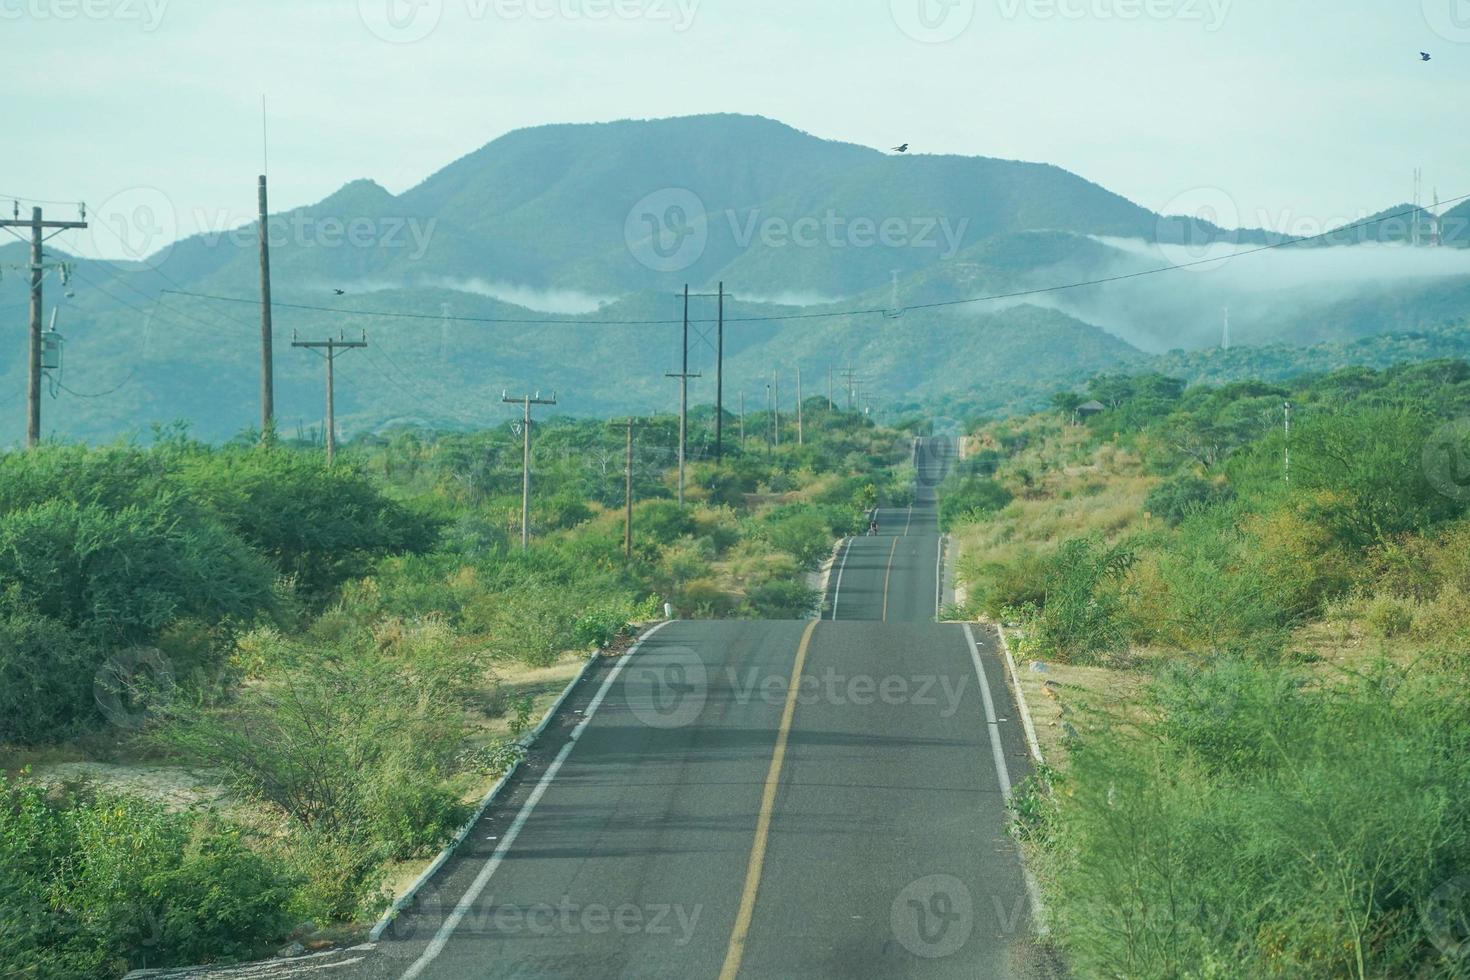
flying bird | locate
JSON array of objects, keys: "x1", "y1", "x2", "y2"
[
  {"x1": 891, "y1": 143, "x2": 909, "y2": 153},
  {"x1": 333, "y1": 288, "x2": 345, "y2": 295},
  {"x1": 1421, "y1": 51, "x2": 1432, "y2": 61}
]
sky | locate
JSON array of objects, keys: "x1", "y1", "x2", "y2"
[{"x1": 3, "y1": 0, "x2": 1468, "y2": 260}]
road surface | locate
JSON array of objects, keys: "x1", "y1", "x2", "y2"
[{"x1": 140, "y1": 439, "x2": 1047, "y2": 979}]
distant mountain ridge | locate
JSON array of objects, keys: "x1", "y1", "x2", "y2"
[{"x1": 3, "y1": 112, "x2": 1468, "y2": 444}]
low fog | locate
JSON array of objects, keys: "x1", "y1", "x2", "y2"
[{"x1": 1038, "y1": 237, "x2": 1470, "y2": 353}]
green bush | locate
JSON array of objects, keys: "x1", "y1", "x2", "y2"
[
  {"x1": 1028, "y1": 537, "x2": 1134, "y2": 663},
  {"x1": 0, "y1": 778, "x2": 295, "y2": 977},
  {"x1": 573, "y1": 605, "x2": 634, "y2": 649},
  {"x1": 0, "y1": 609, "x2": 101, "y2": 743},
  {"x1": 938, "y1": 477, "x2": 1013, "y2": 530},
  {"x1": 1144, "y1": 473, "x2": 1234, "y2": 526},
  {"x1": 745, "y1": 580, "x2": 818, "y2": 619},
  {"x1": 0, "y1": 498, "x2": 277, "y2": 646},
  {"x1": 176, "y1": 447, "x2": 441, "y2": 599},
  {"x1": 1041, "y1": 660, "x2": 1470, "y2": 979}
]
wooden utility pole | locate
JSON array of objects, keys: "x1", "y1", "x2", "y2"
[
  {"x1": 828, "y1": 365, "x2": 835, "y2": 411},
  {"x1": 258, "y1": 176, "x2": 275, "y2": 442},
  {"x1": 503, "y1": 391, "x2": 557, "y2": 550},
  {"x1": 773, "y1": 371, "x2": 781, "y2": 449},
  {"x1": 714, "y1": 282, "x2": 724, "y2": 463},
  {"x1": 796, "y1": 367, "x2": 804, "y2": 445},
  {"x1": 610, "y1": 418, "x2": 642, "y2": 557},
  {"x1": 292, "y1": 331, "x2": 366, "y2": 466},
  {"x1": 1, "y1": 205, "x2": 87, "y2": 448},
  {"x1": 739, "y1": 391, "x2": 745, "y2": 449},
  {"x1": 665, "y1": 285, "x2": 701, "y2": 507}
]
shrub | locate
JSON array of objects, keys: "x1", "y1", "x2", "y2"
[
  {"x1": 573, "y1": 605, "x2": 635, "y2": 649},
  {"x1": 0, "y1": 778, "x2": 295, "y2": 976},
  {"x1": 745, "y1": 580, "x2": 818, "y2": 619},
  {"x1": 1042, "y1": 661, "x2": 1470, "y2": 979},
  {"x1": 938, "y1": 477, "x2": 1013, "y2": 530},
  {"x1": 0, "y1": 609, "x2": 101, "y2": 743},
  {"x1": 176, "y1": 448, "x2": 441, "y2": 599},
  {"x1": 1144, "y1": 473, "x2": 1234, "y2": 526},
  {"x1": 1028, "y1": 537, "x2": 1135, "y2": 663},
  {"x1": 1363, "y1": 591, "x2": 1416, "y2": 638}
]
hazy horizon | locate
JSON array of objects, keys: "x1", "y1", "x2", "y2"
[{"x1": 5, "y1": 0, "x2": 1469, "y2": 261}]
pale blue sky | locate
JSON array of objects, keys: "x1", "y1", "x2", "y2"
[{"x1": 4, "y1": 0, "x2": 1468, "y2": 259}]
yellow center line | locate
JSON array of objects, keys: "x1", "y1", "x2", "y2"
[
  {"x1": 881, "y1": 535, "x2": 899, "y2": 622},
  {"x1": 719, "y1": 619, "x2": 819, "y2": 980}
]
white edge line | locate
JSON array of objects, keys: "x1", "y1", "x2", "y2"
[
  {"x1": 963, "y1": 623, "x2": 1049, "y2": 937},
  {"x1": 369, "y1": 621, "x2": 668, "y2": 943},
  {"x1": 829, "y1": 535, "x2": 854, "y2": 620},
  {"x1": 397, "y1": 620, "x2": 673, "y2": 978}
]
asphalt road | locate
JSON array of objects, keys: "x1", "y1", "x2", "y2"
[{"x1": 152, "y1": 439, "x2": 1045, "y2": 980}]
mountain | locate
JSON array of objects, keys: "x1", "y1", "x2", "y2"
[{"x1": 3, "y1": 113, "x2": 1468, "y2": 444}]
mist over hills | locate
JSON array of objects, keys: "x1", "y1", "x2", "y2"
[{"x1": 3, "y1": 113, "x2": 1468, "y2": 443}]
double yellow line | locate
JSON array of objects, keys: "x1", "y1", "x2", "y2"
[{"x1": 718, "y1": 618, "x2": 818, "y2": 980}]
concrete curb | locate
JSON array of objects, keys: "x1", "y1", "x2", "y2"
[
  {"x1": 367, "y1": 625, "x2": 649, "y2": 942},
  {"x1": 809, "y1": 536, "x2": 846, "y2": 620},
  {"x1": 994, "y1": 623, "x2": 1045, "y2": 766}
]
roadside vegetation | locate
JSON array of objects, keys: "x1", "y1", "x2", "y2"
[
  {"x1": 0, "y1": 402, "x2": 912, "y2": 976},
  {"x1": 948, "y1": 360, "x2": 1470, "y2": 978}
]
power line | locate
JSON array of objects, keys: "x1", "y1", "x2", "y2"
[
  {"x1": 57, "y1": 371, "x2": 137, "y2": 398},
  {"x1": 157, "y1": 194, "x2": 1470, "y2": 330},
  {"x1": 0, "y1": 192, "x2": 84, "y2": 208}
]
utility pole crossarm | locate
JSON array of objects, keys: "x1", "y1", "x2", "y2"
[
  {"x1": 292, "y1": 332, "x2": 368, "y2": 466},
  {"x1": 6, "y1": 205, "x2": 87, "y2": 449},
  {"x1": 504, "y1": 392, "x2": 558, "y2": 550}
]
